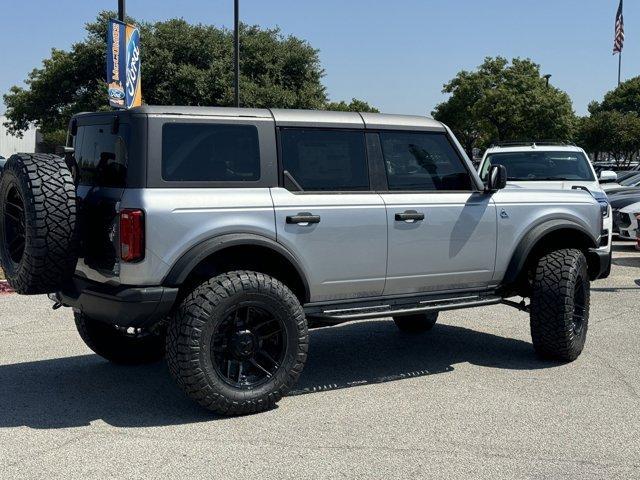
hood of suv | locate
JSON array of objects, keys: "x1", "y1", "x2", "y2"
[
  {"x1": 620, "y1": 201, "x2": 640, "y2": 215},
  {"x1": 505, "y1": 180, "x2": 603, "y2": 192}
]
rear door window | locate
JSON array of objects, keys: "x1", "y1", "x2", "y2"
[
  {"x1": 279, "y1": 129, "x2": 369, "y2": 191},
  {"x1": 162, "y1": 123, "x2": 260, "y2": 182},
  {"x1": 380, "y1": 132, "x2": 473, "y2": 191},
  {"x1": 76, "y1": 124, "x2": 129, "y2": 187}
]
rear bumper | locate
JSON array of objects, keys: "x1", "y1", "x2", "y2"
[
  {"x1": 588, "y1": 249, "x2": 612, "y2": 280},
  {"x1": 57, "y1": 277, "x2": 179, "y2": 328}
]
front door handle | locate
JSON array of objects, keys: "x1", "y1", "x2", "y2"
[
  {"x1": 286, "y1": 213, "x2": 321, "y2": 225},
  {"x1": 395, "y1": 211, "x2": 425, "y2": 222}
]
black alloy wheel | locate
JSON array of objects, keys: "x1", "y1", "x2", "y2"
[
  {"x1": 571, "y1": 276, "x2": 587, "y2": 337},
  {"x1": 212, "y1": 304, "x2": 287, "y2": 389}
]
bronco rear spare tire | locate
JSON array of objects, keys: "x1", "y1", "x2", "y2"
[{"x1": 0, "y1": 153, "x2": 78, "y2": 294}]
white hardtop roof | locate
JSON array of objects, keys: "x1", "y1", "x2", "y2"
[{"x1": 484, "y1": 144, "x2": 586, "y2": 154}]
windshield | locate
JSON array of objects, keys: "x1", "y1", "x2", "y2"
[
  {"x1": 481, "y1": 151, "x2": 595, "y2": 182},
  {"x1": 621, "y1": 173, "x2": 640, "y2": 186}
]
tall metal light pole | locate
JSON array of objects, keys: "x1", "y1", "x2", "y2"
[
  {"x1": 118, "y1": 0, "x2": 125, "y2": 21},
  {"x1": 234, "y1": 0, "x2": 240, "y2": 107},
  {"x1": 543, "y1": 74, "x2": 552, "y2": 88}
]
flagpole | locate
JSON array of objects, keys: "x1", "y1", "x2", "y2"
[
  {"x1": 234, "y1": 0, "x2": 240, "y2": 108},
  {"x1": 614, "y1": 0, "x2": 624, "y2": 86},
  {"x1": 618, "y1": 53, "x2": 622, "y2": 86},
  {"x1": 118, "y1": 0, "x2": 125, "y2": 21}
]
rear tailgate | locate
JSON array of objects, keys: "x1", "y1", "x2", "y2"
[{"x1": 70, "y1": 118, "x2": 130, "y2": 283}]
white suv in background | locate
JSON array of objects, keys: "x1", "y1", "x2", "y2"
[{"x1": 478, "y1": 142, "x2": 614, "y2": 255}]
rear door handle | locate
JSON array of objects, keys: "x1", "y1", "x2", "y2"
[
  {"x1": 286, "y1": 213, "x2": 321, "y2": 225},
  {"x1": 395, "y1": 211, "x2": 425, "y2": 222}
]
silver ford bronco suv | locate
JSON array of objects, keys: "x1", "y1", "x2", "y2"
[{"x1": 0, "y1": 106, "x2": 610, "y2": 415}]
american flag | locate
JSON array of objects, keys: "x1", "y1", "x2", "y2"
[{"x1": 614, "y1": 0, "x2": 625, "y2": 54}]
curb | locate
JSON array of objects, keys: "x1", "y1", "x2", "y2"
[{"x1": 0, "y1": 280, "x2": 14, "y2": 294}]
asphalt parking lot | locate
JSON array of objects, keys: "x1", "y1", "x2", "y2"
[{"x1": 0, "y1": 242, "x2": 639, "y2": 479}]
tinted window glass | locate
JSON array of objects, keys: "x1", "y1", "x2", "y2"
[
  {"x1": 380, "y1": 132, "x2": 472, "y2": 191},
  {"x1": 76, "y1": 124, "x2": 129, "y2": 187},
  {"x1": 620, "y1": 172, "x2": 640, "y2": 186},
  {"x1": 162, "y1": 123, "x2": 260, "y2": 182},
  {"x1": 483, "y1": 151, "x2": 595, "y2": 181},
  {"x1": 280, "y1": 129, "x2": 369, "y2": 191}
]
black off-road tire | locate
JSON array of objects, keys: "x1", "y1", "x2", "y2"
[
  {"x1": 530, "y1": 249, "x2": 590, "y2": 362},
  {"x1": 166, "y1": 271, "x2": 308, "y2": 415},
  {"x1": 393, "y1": 312, "x2": 439, "y2": 333},
  {"x1": 75, "y1": 312, "x2": 165, "y2": 365},
  {"x1": 0, "y1": 153, "x2": 77, "y2": 294}
]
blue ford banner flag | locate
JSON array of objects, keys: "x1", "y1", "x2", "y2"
[{"x1": 106, "y1": 19, "x2": 142, "y2": 109}]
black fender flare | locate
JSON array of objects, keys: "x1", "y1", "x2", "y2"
[
  {"x1": 162, "y1": 233, "x2": 311, "y2": 300},
  {"x1": 502, "y1": 219, "x2": 598, "y2": 286}
]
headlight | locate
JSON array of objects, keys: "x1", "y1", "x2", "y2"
[{"x1": 598, "y1": 200, "x2": 610, "y2": 218}]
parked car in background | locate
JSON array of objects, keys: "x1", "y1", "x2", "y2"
[
  {"x1": 602, "y1": 172, "x2": 640, "y2": 193},
  {"x1": 593, "y1": 161, "x2": 619, "y2": 173},
  {"x1": 616, "y1": 201, "x2": 640, "y2": 241},
  {"x1": 613, "y1": 170, "x2": 640, "y2": 183},
  {"x1": 478, "y1": 142, "x2": 613, "y2": 255},
  {"x1": 0, "y1": 155, "x2": 6, "y2": 173},
  {"x1": 611, "y1": 190, "x2": 640, "y2": 233}
]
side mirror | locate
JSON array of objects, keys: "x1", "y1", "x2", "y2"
[
  {"x1": 486, "y1": 165, "x2": 507, "y2": 191},
  {"x1": 599, "y1": 170, "x2": 617, "y2": 183}
]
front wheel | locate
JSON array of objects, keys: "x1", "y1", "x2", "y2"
[
  {"x1": 530, "y1": 249, "x2": 590, "y2": 362},
  {"x1": 166, "y1": 271, "x2": 308, "y2": 415}
]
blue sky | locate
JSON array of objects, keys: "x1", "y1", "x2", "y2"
[{"x1": 0, "y1": 0, "x2": 637, "y2": 116}]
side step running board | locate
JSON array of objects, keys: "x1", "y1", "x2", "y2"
[{"x1": 309, "y1": 295, "x2": 502, "y2": 322}]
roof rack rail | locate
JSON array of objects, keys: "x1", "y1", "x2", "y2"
[{"x1": 491, "y1": 140, "x2": 576, "y2": 148}]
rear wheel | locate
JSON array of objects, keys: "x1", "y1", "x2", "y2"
[
  {"x1": 166, "y1": 271, "x2": 308, "y2": 415},
  {"x1": 393, "y1": 312, "x2": 438, "y2": 333},
  {"x1": 530, "y1": 249, "x2": 590, "y2": 362},
  {"x1": 75, "y1": 312, "x2": 165, "y2": 365}
]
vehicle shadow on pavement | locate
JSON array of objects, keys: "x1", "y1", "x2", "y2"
[
  {"x1": 0, "y1": 355, "x2": 210, "y2": 429},
  {"x1": 0, "y1": 321, "x2": 553, "y2": 429},
  {"x1": 612, "y1": 242, "x2": 637, "y2": 253},
  {"x1": 612, "y1": 256, "x2": 640, "y2": 268},
  {"x1": 292, "y1": 320, "x2": 555, "y2": 395}
]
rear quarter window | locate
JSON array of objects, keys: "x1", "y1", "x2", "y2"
[
  {"x1": 162, "y1": 123, "x2": 260, "y2": 182},
  {"x1": 75, "y1": 124, "x2": 129, "y2": 188}
]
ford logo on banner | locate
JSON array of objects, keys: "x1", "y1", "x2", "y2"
[{"x1": 106, "y1": 19, "x2": 142, "y2": 109}]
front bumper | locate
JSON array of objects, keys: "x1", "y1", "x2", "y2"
[
  {"x1": 57, "y1": 277, "x2": 179, "y2": 328},
  {"x1": 588, "y1": 249, "x2": 612, "y2": 280},
  {"x1": 615, "y1": 210, "x2": 639, "y2": 240}
]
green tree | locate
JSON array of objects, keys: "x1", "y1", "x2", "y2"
[
  {"x1": 591, "y1": 76, "x2": 640, "y2": 115},
  {"x1": 576, "y1": 110, "x2": 640, "y2": 166},
  {"x1": 4, "y1": 11, "x2": 376, "y2": 146},
  {"x1": 324, "y1": 98, "x2": 379, "y2": 113},
  {"x1": 432, "y1": 57, "x2": 576, "y2": 156},
  {"x1": 576, "y1": 76, "x2": 640, "y2": 165}
]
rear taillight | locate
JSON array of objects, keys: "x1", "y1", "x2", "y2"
[{"x1": 120, "y1": 209, "x2": 145, "y2": 263}]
